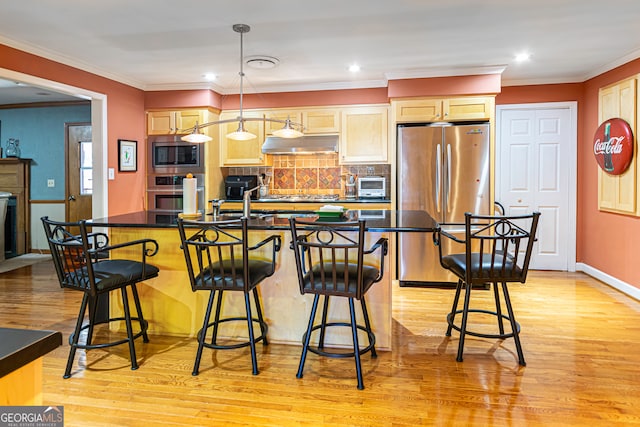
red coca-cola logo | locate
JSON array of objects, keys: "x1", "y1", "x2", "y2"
[{"x1": 593, "y1": 118, "x2": 634, "y2": 175}]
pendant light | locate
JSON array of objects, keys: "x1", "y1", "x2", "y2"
[{"x1": 181, "y1": 24, "x2": 304, "y2": 143}]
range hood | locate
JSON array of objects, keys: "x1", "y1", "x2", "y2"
[{"x1": 261, "y1": 135, "x2": 338, "y2": 154}]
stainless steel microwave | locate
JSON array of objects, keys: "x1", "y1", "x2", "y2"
[
  {"x1": 148, "y1": 135, "x2": 204, "y2": 174},
  {"x1": 357, "y1": 176, "x2": 386, "y2": 198}
]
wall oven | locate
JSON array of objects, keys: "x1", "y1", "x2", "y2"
[
  {"x1": 148, "y1": 135, "x2": 204, "y2": 174},
  {"x1": 147, "y1": 173, "x2": 205, "y2": 212}
]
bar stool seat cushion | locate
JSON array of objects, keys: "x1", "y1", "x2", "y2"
[
  {"x1": 84, "y1": 261, "x2": 159, "y2": 291},
  {"x1": 441, "y1": 253, "x2": 522, "y2": 281},
  {"x1": 194, "y1": 259, "x2": 273, "y2": 289},
  {"x1": 303, "y1": 263, "x2": 380, "y2": 295}
]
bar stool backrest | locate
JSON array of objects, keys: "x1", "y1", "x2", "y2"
[
  {"x1": 289, "y1": 219, "x2": 370, "y2": 299},
  {"x1": 178, "y1": 218, "x2": 254, "y2": 293},
  {"x1": 42, "y1": 217, "x2": 108, "y2": 297},
  {"x1": 460, "y1": 212, "x2": 540, "y2": 285}
]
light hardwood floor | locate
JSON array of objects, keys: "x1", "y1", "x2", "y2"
[{"x1": 2, "y1": 260, "x2": 640, "y2": 426}]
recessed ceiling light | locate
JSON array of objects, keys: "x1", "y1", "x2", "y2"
[
  {"x1": 203, "y1": 73, "x2": 217, "y2": 81},
  {"x1": 515, "y1": 52, "x2": 530, "y2": 62},
  {"x1": 349, "y1": 64, "x2": 361, "y2": 73}
]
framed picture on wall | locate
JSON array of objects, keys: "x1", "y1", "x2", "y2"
[{"x1": 118, "y1": 139, "x2": 137, "y2": 172}]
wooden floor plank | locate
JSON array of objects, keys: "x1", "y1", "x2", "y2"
[{"x1": 1, "y1": 262, "x2": 640, "y2": 426}]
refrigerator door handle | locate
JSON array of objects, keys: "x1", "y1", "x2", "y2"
[
  {"x1": 436, "y1": 143, "x2": 442, "y2": 212},
  {"x1": 446, "y1": 143, "x2": 452, "y2": 213}
]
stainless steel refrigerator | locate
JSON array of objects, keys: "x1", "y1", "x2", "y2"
[{"x1": 397, "y1": 122, "x2": 491, "y2": 285}]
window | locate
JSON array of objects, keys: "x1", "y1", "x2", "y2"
[{"x1": 80, "y1": 141, "x2": 92, "y2": 195}]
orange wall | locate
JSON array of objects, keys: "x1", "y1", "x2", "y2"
[
  {"x1": 580, "y1": 59, "x2": 640, "y2": 287},
  {"x1": 388, "y1": 74, "x2": 502, "y2": 98},
  {"x1": 145, "y1": 89, "x2": 222, "y2": 110},
  {"x1": 496, "y1": 66, "x2": 640, "y2": 288},
  {"x1": 0, "y1": 44, "x2": 146, "y2": 215},
  {"x1": 145, "y1": 87, "x2": 389, "y2": 110},
  {"x1": 496, "y1": 83, "x2": 584, "y2": 105}
]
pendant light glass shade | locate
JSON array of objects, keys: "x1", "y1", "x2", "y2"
[
  {"x1": 272, "y1": 117, "x2": 304, "y2": 138},
  {"x1": 181, "y1": 122, "x2": 213, "y2": 143},
  {"x1": 226, "y1": 120, "x2": 257, "y2": 140}
]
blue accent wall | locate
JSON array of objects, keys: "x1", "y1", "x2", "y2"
[{"x1": 0, "y1": 104, "x2": 91, "y2": 200}]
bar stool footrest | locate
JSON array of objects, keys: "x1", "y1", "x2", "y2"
[
  {"x1": 70, "y1": 317, "x2": 149, "y2": 350},
  {"x1": 447, "y1": 309, "x2": 520, "y2": 340},
  {"x1": 199, "y1": 316, "x2": 268, "y2": 350},
  {"x1": 303, "y1": 322, "x2": 376, "y2": 358}
]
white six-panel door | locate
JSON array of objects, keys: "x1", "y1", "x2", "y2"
[{"x1": 496, "y1": 103, "x2": 577, "y2": 271}]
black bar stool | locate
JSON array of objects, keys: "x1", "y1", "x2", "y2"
[
  {"x1": 42, "y1": 216, "x2": 159, "y2": 378},
  {"x1": 177, "y1": 217, "x2": 281, "y2": 376},
  {"x1": 435, "y1": 211, "x2": 540, "y2": 365},
  {"x1": 289, "y1": 218, "x2": 388, "y2": 389}
]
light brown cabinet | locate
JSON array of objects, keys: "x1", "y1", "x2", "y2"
[
  {"x1": 597, "y1": 77, "x2": 637, "y2": 214},
  {"x1": 339, "y1": 106, "x2": 389, "y2": 164},
  {"x1": 216, "y1": 105, "x2": 390, "y2": 166},
  {"x1": 394, "y1": 96, "x2": 494, "y2": 123},
  {"x1": 147, "y1": 109, "x2": 204, "y2": 135},
  {"x1": 302, "y1": 109, "x2": 341, "y2": 134},
  {"x1": 0, "y1": 159, "x2": 31, "y2": 254},
  {"x1": 219, "y1": 111, "x2": 267, "y2": 166}
]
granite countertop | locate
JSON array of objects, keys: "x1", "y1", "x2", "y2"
[
  {"x1": 89, "y1": 209, "x2": 438, "y2": 233},
  {"x1": 0, "y1": 328, "x2": 62, "y2": 377}
]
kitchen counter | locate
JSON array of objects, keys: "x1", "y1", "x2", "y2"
[
  {"x1": 89, "y1": 209, "x2": 434, "y2": 233},
  {"x1": 93, "y1": 209, "x2": 437, "y2": 350},
  {"x1": 0, "y1": 328, "x2": 62, "y2": 405}
]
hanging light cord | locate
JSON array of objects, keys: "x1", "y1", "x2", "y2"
[{"x1": 180, "y1": 23, "x2": 304, "y2": 142}]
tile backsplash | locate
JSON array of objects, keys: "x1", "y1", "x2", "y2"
[{"x1": 225, "y1": 153, "x2": 390, "y2": 198}]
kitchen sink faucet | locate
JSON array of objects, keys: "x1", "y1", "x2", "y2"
[{"x1": 243, "y1": 186, "x2": 261, "y2": 218}]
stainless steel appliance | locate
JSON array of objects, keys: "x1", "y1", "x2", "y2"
[
  {"x1": 225, "y1": 175, "x2": 259, "y2": 200},
  {"x1": 147, "y1": 173, "x2": 205, "y2": 212},
  {"x1": 357, "y1": 176, "x2": 386, "y2": 198},
  {"x1": 148, "y1": 135, "x2": 204, "y2": 174},
  {"x1": 397, "y1": 122, "x2": 491, "y2": 285}
]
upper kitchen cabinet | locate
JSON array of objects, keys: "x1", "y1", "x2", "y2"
[
  {"x1": 302, "y1": 109, "x2": 341, "y2": 134},
  {"x1": 264, "y1": 110, "x2": 302, "y2": 135},
  {"x1": 340, "y1": 106, "x2": 389, "y2": 164},
  {"x1": 597, "y1": 77, "x2": 637, "y2": 215},
  {"x1": 219, "y1": 111, "x2": 267, "y2": 166},
  {"x1": 394, "y1": 96, "x2": 494, "y2": 123},
  {"x1": 147, "y1": 109, "x2": 205, "y2": 135}
]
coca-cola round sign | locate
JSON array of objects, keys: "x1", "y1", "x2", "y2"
[{"x1": 593, "y1": 118, "x2": 634, "y2": 175}]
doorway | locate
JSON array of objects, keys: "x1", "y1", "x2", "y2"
[
  {"x1": 66, "y1": 123, "x2": 93, "y2": 223},
  {"x1": 0, "y1": 67, "x2": 108, "y2": 223},
  {"x1": 496, "y1": 102, "x2": 577, "y2": 271}
]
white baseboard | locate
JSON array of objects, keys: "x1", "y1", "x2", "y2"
[{"x1": 576, "y1": 262, "x2": 640, "y2": 301}]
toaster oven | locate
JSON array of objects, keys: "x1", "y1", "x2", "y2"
[{"x1": 357, "y1": 176, "x2": 386, "y2": 198}]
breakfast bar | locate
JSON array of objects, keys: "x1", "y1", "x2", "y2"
[{"x1": 88, "y1": 209, "x2": 438, "y2": 351}]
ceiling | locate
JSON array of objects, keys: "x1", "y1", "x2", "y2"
[{"x1": 1, "y1": 1, "x2": 640, "y2": 104}]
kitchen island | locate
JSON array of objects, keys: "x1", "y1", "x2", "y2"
[{"x1": 88, "y1": 209, "x2": 437, "y2": 350}]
